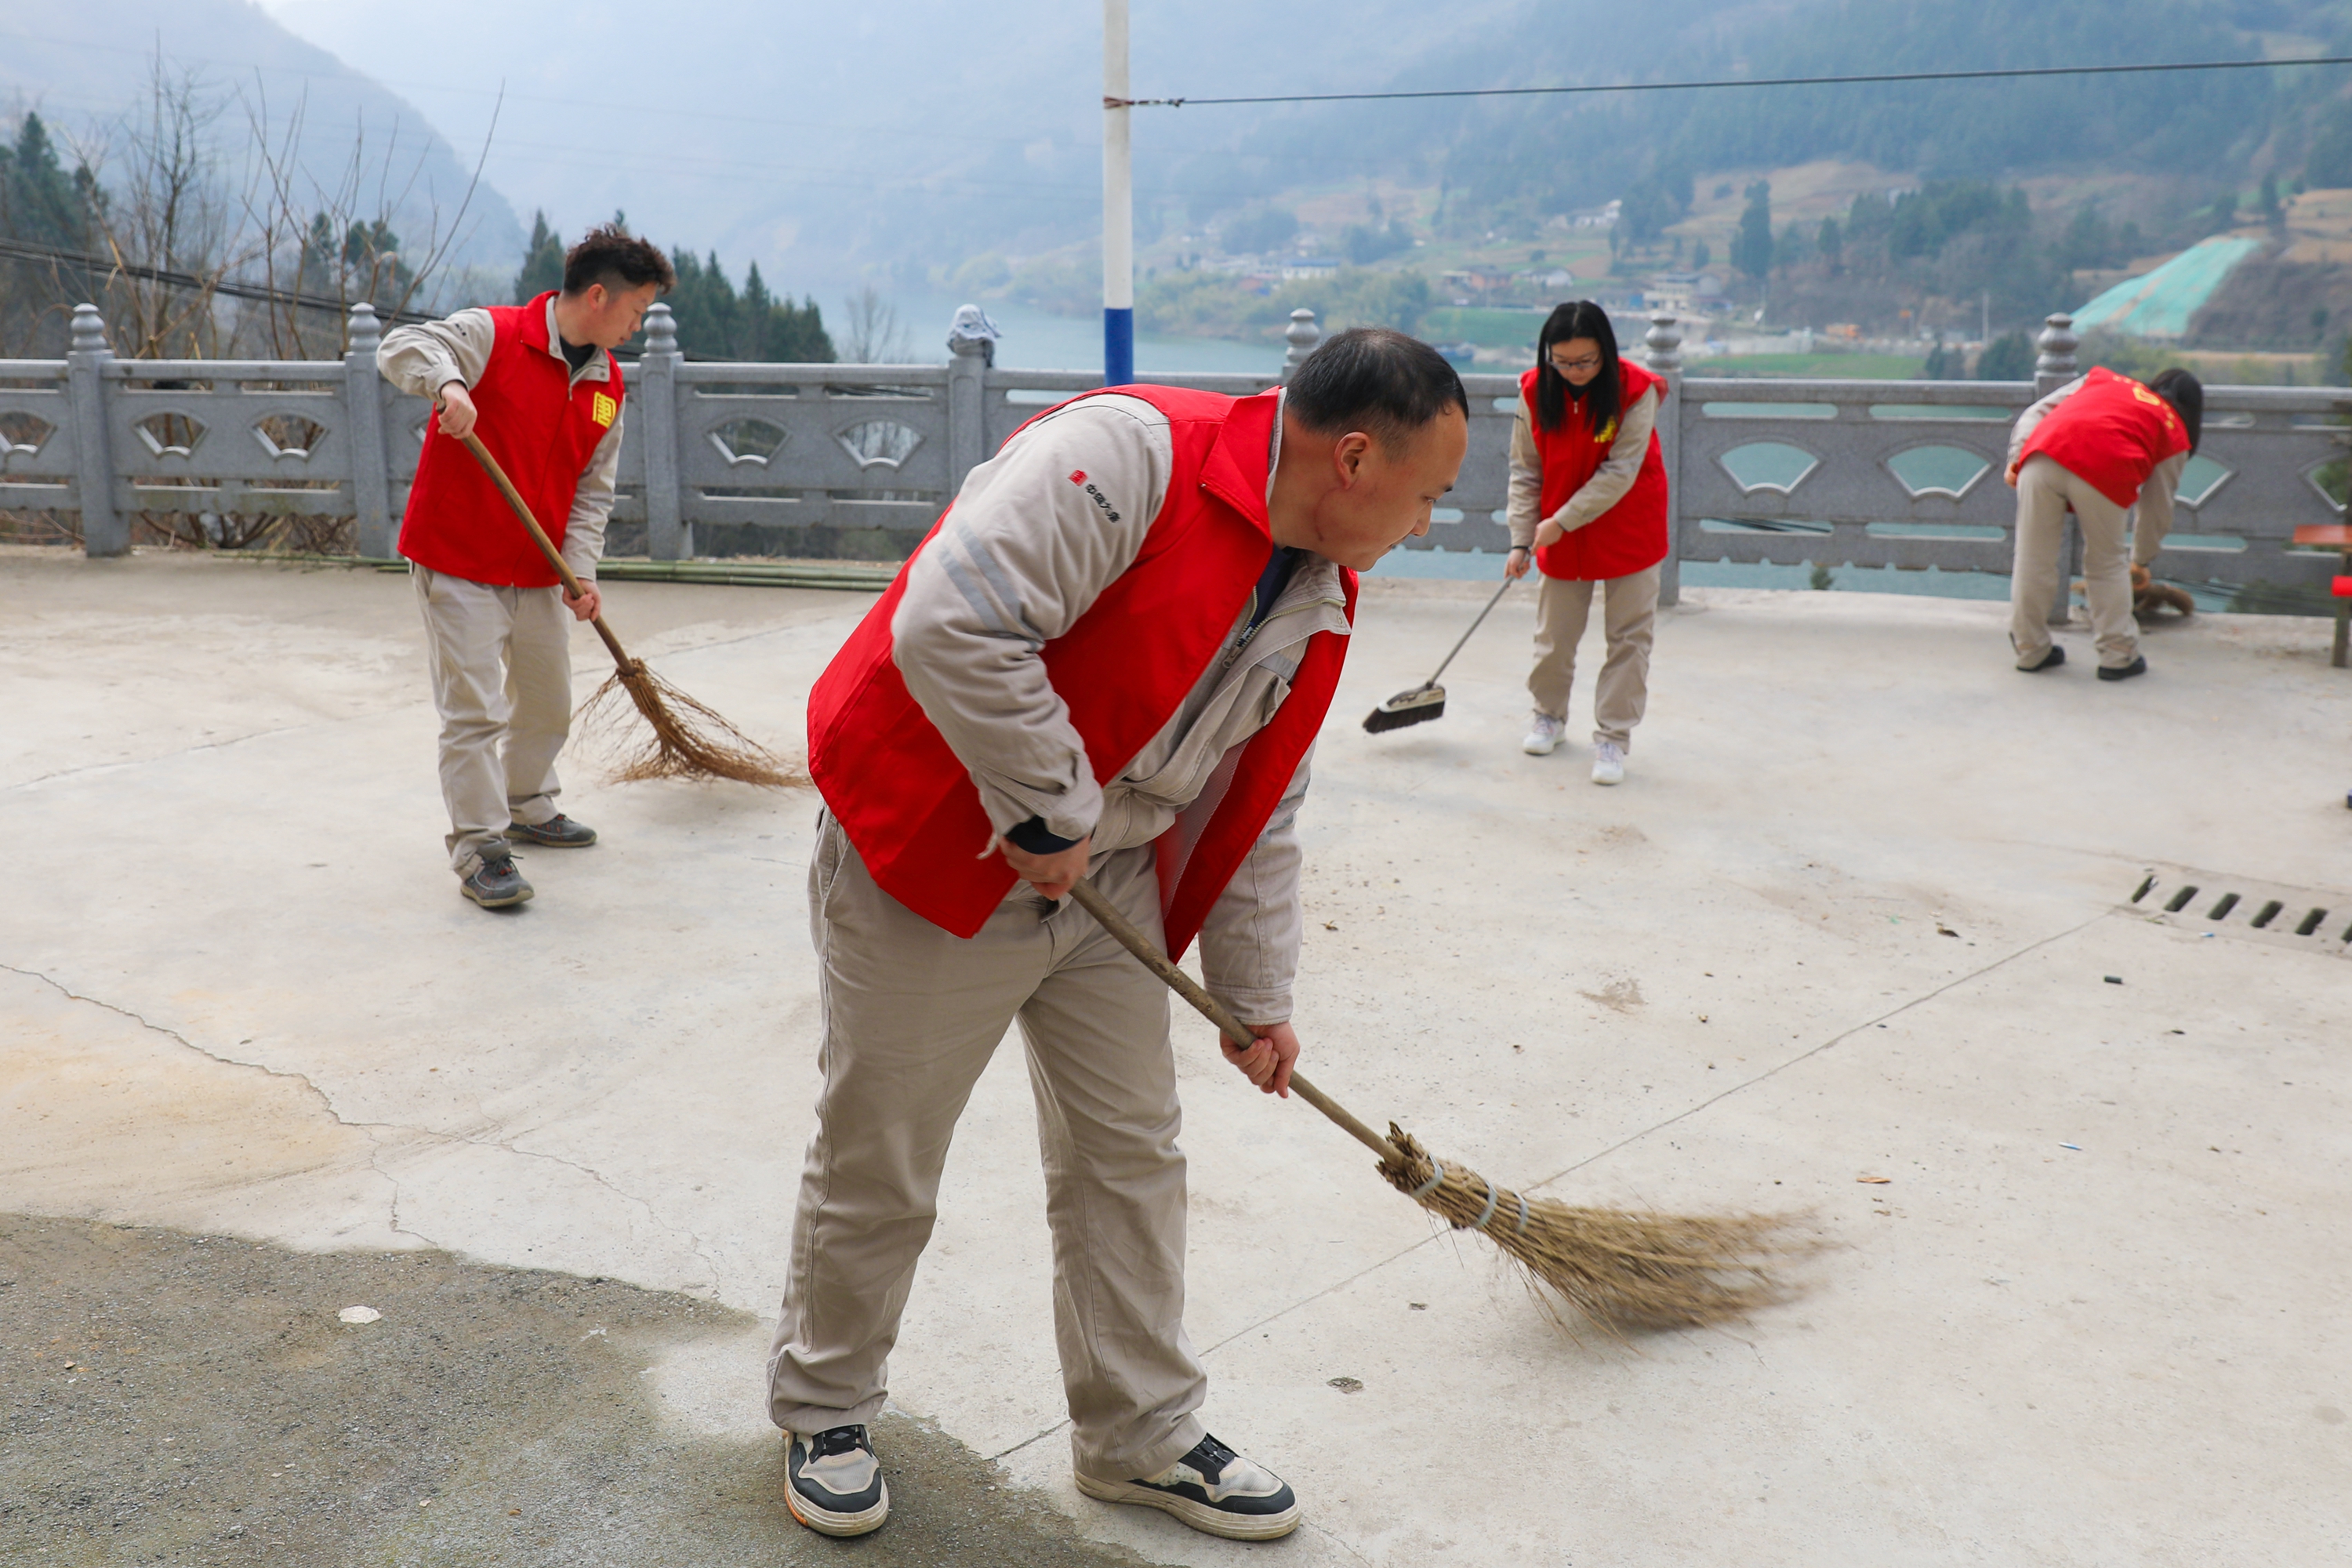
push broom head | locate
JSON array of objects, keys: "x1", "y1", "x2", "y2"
[
  {"x1": 1363, "y1": 684, "x2": 1446, "y2": 734},
  {"x1": 579, "y1": 660, "x2": 807, "y2": 788},
  {"x1": 1375, "y1": 1125, "x2": 1815, "y2": 1334}
]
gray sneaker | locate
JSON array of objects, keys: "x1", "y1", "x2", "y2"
[
  {"x1": 1076, "y1": 1432, "x2": 1300, "y2": 1541},
  {"x1": 459, "y1": 852, "x2": 532, "y2": 909},
  {"x1": 506, "y1": 814, "x2": 597, "y2": 848}
]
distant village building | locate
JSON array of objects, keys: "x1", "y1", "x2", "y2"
[
  {"x1": 1279, "y1": 256, "x2": 1342, "y2": 281},
  {"x1": 1631, "y1": 272, "x2": 1726, "y2": 318}
]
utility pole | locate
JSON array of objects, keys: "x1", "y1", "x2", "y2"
[{"x1": 1102, "y1": 0, "x2": 1134, "y2": 387}]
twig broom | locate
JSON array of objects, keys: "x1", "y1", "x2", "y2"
[
  {"x1": 1066, "y1": 877, "x2": 1809, "y2": 1334},
  {"x1": 458, "y1": 431, "x2": 801, "y2": 788}
]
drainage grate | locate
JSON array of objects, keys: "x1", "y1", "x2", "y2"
[{"x1": 2127, "y1": 866, "x2": 2352, "y2": 956}]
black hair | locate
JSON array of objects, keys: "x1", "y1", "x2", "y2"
[
  {"x1": 2147, "y1": 367, "x2": 2203, "y2": 455},
  {"x1": 562, "y1": 222, "x2": 677, "y2": 296},
  {"x1": 1287, "y1": 327, "x2": 1468, "y2": 451},
  {"x1": 1534, "y1": 300, "x2": 1622, "y2": 437}
]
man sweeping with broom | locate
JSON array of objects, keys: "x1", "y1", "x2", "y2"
[
  {"x1": 379, "y1": 224, "x2": 676, "y2": 909},
  {"x1": 771, "y1": 330, "x2": 1468, "y2": 1541}
]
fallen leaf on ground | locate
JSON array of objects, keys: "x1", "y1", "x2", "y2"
[{"x1": 1857, "y1": 1175, "x2": 1892, "y2": 1184}]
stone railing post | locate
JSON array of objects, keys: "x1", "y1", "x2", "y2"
[
  {"x1": 343, "y1": 302, "x2": 394, "y2": 558},
  {"x1": 66, "y1": 303, "x2": 124, "y2": 557},
  {"x1": 1280, "y1": 307, "x2": 1320, "y2": 382},
  {"x1": 637, "y1": 303, "x2": 686, "y2": 561},
  {"x1": 2034, "y1": 311, "x2": 2082, "y2": 623},
  {"x1": 1642, "y1": 310, "x2": 1686, "y2": 608},
  {"x1": 946, "y1": 303, "x2": 999, "y2": 497},
  {"x1": 2033, "y1": 311, "x2": 2078, "y2": 397}
]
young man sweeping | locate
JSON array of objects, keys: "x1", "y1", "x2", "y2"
[
  {"x1": 771, "y1": 329, "x2": 1468, "y2": 1541},
  {"x1": 379, "y1": 224, "x2": 674, "y2": 908}
]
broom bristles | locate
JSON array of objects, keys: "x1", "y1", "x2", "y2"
[
  {"x1": 1375, "y1": 1126, "x2": 1813, "y2": 1334},
  {"x1": 578, "y1": 661, "x2": 807, "y2": 788}
]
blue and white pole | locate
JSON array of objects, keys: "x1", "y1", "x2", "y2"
[{"x1": 1101, "y1": 0, "x2": 1134, "y2": 388}]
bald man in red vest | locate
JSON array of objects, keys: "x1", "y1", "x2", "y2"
[
  {"x1": 768, "y1": 330, "x2": 1468, "y2": 1542},
  {"x1": 2005, "y1": 365, "x2": 2202, "y2": 681},
  {"x1": 379, "y1": 225, "x2": 675, "y2": 908}
]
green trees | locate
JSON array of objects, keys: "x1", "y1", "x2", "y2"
[
  {"x1": 514, "y1": 211, "x2": 563, "y2": 302},
  {"x1": 2306, "y1": 101, "x2": 2352, "y2": 189},
  {"x1": 1220, "y1": 208, "x2": 1298, "y2": 256},
  {"x1": 0, "y1": 112, "x2": 105, "y2": 348},
  {"x1": 300, "y1": 214, "x2": 412, "y2": 311},
  {"x1": 0, "y1": 113, "x2": 96, "y2": 251},
  {"x1": 505, "y1": 216, "x2": 833, "y2": 361},
  {"x1": 1731, "y1": 182, "x2": 1774, "y2": 281},
  {"x1": 665, "y1": 250, "x2": 833, "y2": 361},
  {"x1": 1342, "y1": 220, "x2": 1414, "y2": 265},
  {"x1": 1975, "y1": 331, "x2": 2034, "y2": 380}
]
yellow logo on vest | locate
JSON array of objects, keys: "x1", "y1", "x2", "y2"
[{"x1": 590, "y1": 393, "x2": 618, "y2": 428}]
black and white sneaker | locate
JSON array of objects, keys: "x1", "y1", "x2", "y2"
[
  {"x1": 786, "y1": 1424, "x2": 889, "y2": 1537},
  {"x1": 1076, "y1": 1432, "x2": 1300, "y2": 1541}
]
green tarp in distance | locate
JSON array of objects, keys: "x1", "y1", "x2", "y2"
[{"x1": 2071, "y1": 237, "x2": 2263, "y2": 340}]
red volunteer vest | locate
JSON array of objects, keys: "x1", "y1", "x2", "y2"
[
  {"x1": 807, "y1": 386, "x2": 1358, "y2": 949},
  {"x1": 2016, "y1": 365, "x2": 2190, "y2": 510},
  {"x1": 1523, "y1": 360, "x2": 1671, "y2": 582},
  {"x1": 398, "y1": 292, "x2": 623, "y2": 587}
]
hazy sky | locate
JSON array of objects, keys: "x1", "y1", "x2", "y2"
[{"x1": 249, "y1": 0, "x2": 1522, "y2": 289}]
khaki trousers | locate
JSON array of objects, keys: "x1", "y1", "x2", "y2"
[
  {"x1": 2009, "y1": 454, "x2": 2136, "y2": 670},
  {"x1": 412, "y1": 567, "x2": 572, "y2": 876},
  {"x1": 767, "y1": 815, "x2": 1206, "y2": 1483},
  {"x1": 1528, "y1": 564, "x2": 1660, "y2": 748}
]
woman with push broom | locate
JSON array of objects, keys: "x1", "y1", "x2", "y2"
[
  {"x1": 379, "y1": 224, "x2": 676, "y2": 909},
  {"x1": 1504, "y1": 299, "x2": 1671, "y2": 786},
  {"x1": 770, "y1": 332, "x2": 1466, "y2": 1543}
]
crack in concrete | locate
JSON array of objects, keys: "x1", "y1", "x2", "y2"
[
  {"x1": 2, "y1": 958, "x2": 720, "y2": 1293},
  {"x1": 987, "y1": 1420, "x2": 1070, "y2": 1465},
  {"x1": 2, "y1": 699, "x2": 430, "y2": 795},
  {"x1": 1307, "y1": 1519, "x2": 1379, "y2": 1566},
  {"x1": 1194, "y1": 909, "x2": 2118, "y2": 1359}
]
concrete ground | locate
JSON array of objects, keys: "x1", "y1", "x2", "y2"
[{"x1": 2, "y1": 544, "x2": 2347, "y2": 1566}]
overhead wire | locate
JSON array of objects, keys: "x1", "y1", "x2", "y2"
[{"x1": 1112, "y1": 53, "x2": 2352, "y2": 108}]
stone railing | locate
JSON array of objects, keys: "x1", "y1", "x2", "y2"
[{"x1": 4, "y1": 300, "x2": 2343, "y2": 612}]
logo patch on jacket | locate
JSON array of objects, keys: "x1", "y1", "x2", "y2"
[
  {"x1": 1069, "y1": 469, "x2": 1087, "y2": 485},
  {"x1": 590, "y1": 393, "x2": 618, "y2": 428}
]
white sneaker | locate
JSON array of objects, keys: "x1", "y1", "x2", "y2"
[
  {"x1": 1521, "y1": 712, "x2": 1566, "y2": 755},
  {"x1": 1591, "y1": 739, "x2": 1626, "y2": 785}
]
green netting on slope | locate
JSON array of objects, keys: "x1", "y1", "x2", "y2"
[{"x1": 2072, "y1": 237, "x2": 2263, "y2": 339}]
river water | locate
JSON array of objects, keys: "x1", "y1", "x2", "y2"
[{"x1": 889, "y1": 293, "x2": 1282, "y2": 376}]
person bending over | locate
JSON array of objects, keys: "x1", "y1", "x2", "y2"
[
  {"x1": 769, "y1": 329, "x2": 1468, "y2": 1541},
  {"x1": 2005, "y1": 365, "x2": 2202, "y2": 681}
]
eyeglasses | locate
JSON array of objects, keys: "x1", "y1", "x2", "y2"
[{"x1": 1549, "y1": 354, "x2": 1602, "y2": 373}]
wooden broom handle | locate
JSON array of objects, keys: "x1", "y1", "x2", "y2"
[
  {"x1": 457, "y1": 430, "x2": 635, "y2": 671},
  {"x1": 1064, "y1": 877, "x2": 1399, "y2": 1161}
]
